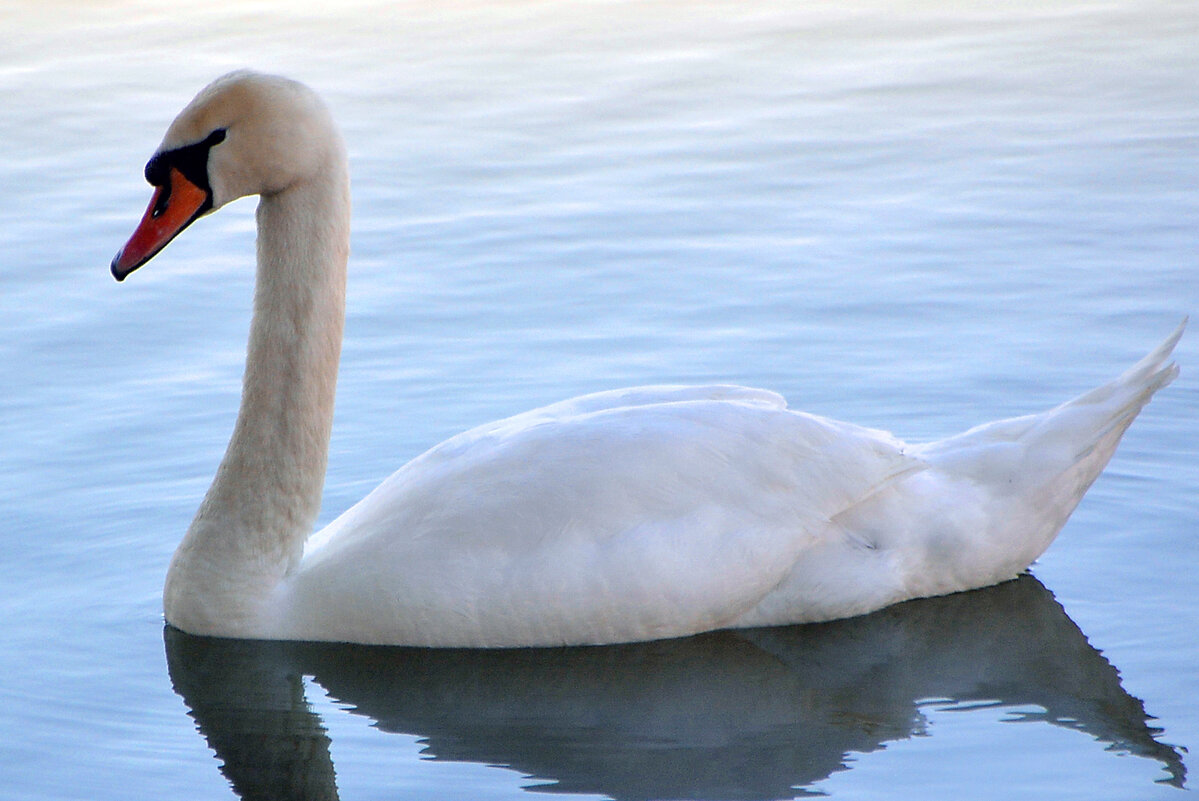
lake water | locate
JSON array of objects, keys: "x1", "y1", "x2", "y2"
[{"x1": 1, "y1": 1, "x2": 1196, "y2": 799}]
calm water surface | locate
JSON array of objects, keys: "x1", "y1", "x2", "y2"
[{"x1": 1, "y1": 2, "x2": 1196, "y2": 799}]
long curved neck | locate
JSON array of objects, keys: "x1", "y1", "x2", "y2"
[{"x1": 165, "y1": 151, "x2": 351, "y2": 634}]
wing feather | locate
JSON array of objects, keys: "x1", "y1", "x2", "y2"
[{"x1": 291, "y1": 390, "x2": 922, "y2": 645}]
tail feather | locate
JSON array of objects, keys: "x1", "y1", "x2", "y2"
[
  {"x1": 915, "y1": 319, "x2": 1183, "y2": 544},
  {"x1": 1049, "y1": 318, "x2": 1182, "y2": 465},
  {"x1": 1068, "y1": 316, "x2": 1184, "y2": 414},
  {"x1": 747, "y1": 321, "x2": 1184, "y2": 622},
  {"x1": 896, "y1": 320, "x2": 1184, "y2": 601}
]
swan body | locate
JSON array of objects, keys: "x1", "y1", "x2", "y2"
[{"x1": 112, "y1": 71, "x2": 1182, "y2": 647}]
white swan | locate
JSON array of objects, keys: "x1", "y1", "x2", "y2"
[{"x1": 112, "y1": 71, "x2": 1182, "y2": 647}]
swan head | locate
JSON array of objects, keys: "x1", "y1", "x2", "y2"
[{"x1": 111, "y1": 70, "x2": 341, "y2": 281}]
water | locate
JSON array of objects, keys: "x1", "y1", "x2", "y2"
[{"x1": 1, "y1": 1, "x2": 1196, "y2": 798}]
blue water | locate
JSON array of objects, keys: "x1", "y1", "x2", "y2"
[{"x1": 1, "y1": 2, "x2": 1196, "y2": 799}]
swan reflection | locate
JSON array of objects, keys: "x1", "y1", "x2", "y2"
[{"x1": 165, "y1": 575, "x2": 1185, "y2": 800}]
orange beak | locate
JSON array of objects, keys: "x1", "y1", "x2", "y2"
[{"x1": 111, "y1": 167, "x2": 211, "y2": 281}]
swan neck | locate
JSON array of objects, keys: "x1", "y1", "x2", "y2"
[
  {"x1": 240, "y1": 170, "x2": 350, "y2": 538},
  {"x1": 167, "y1": 151, "x2": 350, "y2": 633}
]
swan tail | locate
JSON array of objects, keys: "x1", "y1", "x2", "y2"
[
  {"x1": 1041, "y1": 318, "x2": 1183, "y2": 470},
  {"x1": 876, "y1": 321, "x2": 1184, "y2": 600},
  {"x1": 1062, "y1": 317, "x2": 1184, "y2": 448},
  {"x1": 917, "y1": 321, "x2": 1182, "y2": 557}
]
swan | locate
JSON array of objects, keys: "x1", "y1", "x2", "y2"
[{"x1": 111, "y1": 71, "x2": 1182, "y2": 648}]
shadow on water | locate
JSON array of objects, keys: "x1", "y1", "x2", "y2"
[{"x1": 164, "y1": 575, "x2": 1185, "y2": 800}]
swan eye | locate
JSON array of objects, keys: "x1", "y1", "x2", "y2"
[{"x1": 144, "y1": 128, "x2": 228, "y2": 193}]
